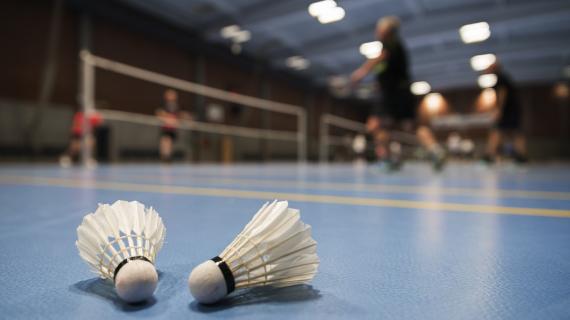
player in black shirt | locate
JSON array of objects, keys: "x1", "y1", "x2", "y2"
[
  {"x1": 156, "y1": 89, "x2": 191, "y2": 162},
  {"x1": 351, "y1": 16, "x2": 445, "y2": 171},
  {"x1": 483, "y1": 62, "x2": 528, "y2": 163}
]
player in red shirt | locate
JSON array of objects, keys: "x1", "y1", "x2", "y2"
[{"x1": 59, "y1": 110, "x2": 103, "y2": 167}]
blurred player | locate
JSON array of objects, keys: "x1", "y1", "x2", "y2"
[
  {"x1": 59, "y1": 109, "x2": 103, "y2": 167},
  {"x1": 156, "y1": 89, "x2": 191, "y2": 162},
  {"x1": 482, "y1": 61, "x2": 528, "y2": 164},
  {"x1": 351, "y1": 16, "x2": 445, "y2": 171}
]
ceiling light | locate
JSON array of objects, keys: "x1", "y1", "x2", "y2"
[
  {"x1": 410, "y1": 81, "x2": 431, "y2": 95},
  {"x1": 459, "y1": 22, "x2": 490, "y2": 44},
  {"x1": 480, "y1": 88, "x2": 496, "y2": 107},
  {"x1": 317, "y1": 6, "x2": 345, "y2": 24},
  {"x1": 478, "y1": 74, "x2": 497, "y2": 88},
  {"x1": 359, "y1": 41, "x2": 382, "y2": 59},
  {"x1": 425, "y1": 93, "x2": 444, "y2": 113},
  {"x1": 286, "y1": 56, "x2": 310, "y2": 70},
  {"x1": 470, "y1": 53, "x2": 496, "y2": 71},
  {"x1": 220, "y1": 25, "x2": 241, "y2": 39},
  {"x1": 221, "y1": 25, "x2": 251, "y2": 44},
  {"x1": 308, "y1": 0, "x2": 337, "y2": 17},
  {"x1": 232, "y1": 30, "x2": 251, "y2": 43}
]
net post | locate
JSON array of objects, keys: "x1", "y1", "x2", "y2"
[
  {"x1": 80, "y1": 50, "x2": 95, "y2": 167},
  {"x1": 297, "y1": 110, "x2": 308, "y2": 162},
  {"x1": 319, "y1": 115, "x2": 329, "y2": 163}
]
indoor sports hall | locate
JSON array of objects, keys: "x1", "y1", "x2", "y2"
[{"x1": 1, "y1": 1, "x2": 569, "y2": 319}]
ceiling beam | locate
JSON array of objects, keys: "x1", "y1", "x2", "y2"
[
  {"x1": 199, "y1": 0, "x2": 308, "y2": 32},
  {"x1": 404, "y1": 0, "x2": 424, "y2": 17}
]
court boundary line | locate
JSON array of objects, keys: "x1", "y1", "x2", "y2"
[
  {"x1": 128, "y1": 174, "x2": 570, "y2": 201},
  {"x1": 1, "y1": 175, "x2": 569, "y2": 218}
]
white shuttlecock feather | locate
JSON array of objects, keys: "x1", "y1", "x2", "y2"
[
  {"x1": 76, "y1": 200, "x2": 166, "y2": 303},
  {"x1": 188, "y1": 200, "x2": 319, "y2": 304}
]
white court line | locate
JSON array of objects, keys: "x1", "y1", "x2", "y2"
[
  {"x1": 117, "y1": 174, "x2": 570, "y2": 201},
  {"x1": 1, "y1": 175, "x2": 569, "y2": 218}
]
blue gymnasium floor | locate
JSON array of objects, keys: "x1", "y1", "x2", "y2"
[{"x1": 1, "y1": 162, "x2": 570, "y2": 320}]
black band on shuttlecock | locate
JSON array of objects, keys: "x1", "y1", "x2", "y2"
[
  {"x1": 211, "y1": 256, "x2": 235, "y2": 294},
  {"x1": 113, "y1": 256, "x2": 152, "y2": 281}
]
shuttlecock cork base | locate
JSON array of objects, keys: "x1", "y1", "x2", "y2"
[
  {"x1": 188, "y1": 257, "x2": 236, "y2": 304},
  {"x1": 188, "y1": 200, "x2": 319, "y2": 304},
  {"x1": 114, "y1": 257, "x2": 158, "y2": 303}
]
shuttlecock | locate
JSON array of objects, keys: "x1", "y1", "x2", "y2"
[
  {"x1": 76, "y1": 200, "x2": 166, "y2": 303},
  {"x1": 188, "y1": 200, "x2": 319, "y2": 304}
]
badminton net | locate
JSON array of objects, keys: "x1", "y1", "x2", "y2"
[{"x1": 79, "y1": 50, "x2": 307, "y2": 162}]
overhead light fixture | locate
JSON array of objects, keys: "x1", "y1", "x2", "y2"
[
  {"x1": 308, "y1": 0, "x2": 337, "y2": 17},
  {"x1": 410, "y1": 81, "x2": 431, "y2": 95},
  {"x1": 220, "y1": 25, "x2": 241, "y2": 39},
  {"x1": 220, "y1": 25, "x2": 251, "y2": 46},
  {"x1": 478, "y1": 87, "x2": 497, "y2": 109},
  {"x1": 308, "y1": 0, "x2": 345, "y2": 24},
  {"x1": 286, "y1": 56, "x2": 310, "y2": 70},
  {"x1": 424, "y1": 93, "x2": 444, "y2": 113},
  {"x1": 470, "y1": 53, "x2": 496, "y2": 71},
  {"x1": 478, "y1": 74, "x2": 497, "y2": 88},
  {"x1": 359, "y1": 41, "x2": 382, "y2": 59},
  {"x1": 475, "y1": 87, "x2": 497, "y2": 111},
  {"x1": 459, "y1": 22, "x2": 490, "y2": 44},
  {"x1": 317, "y1": 6, "x2": 345, "y2": 24},
  {"x1": 232, "y1": 30, "x2": 251, "y2": 43}
]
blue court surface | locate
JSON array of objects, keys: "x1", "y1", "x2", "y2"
[{"x1": 1, "y1": 162, "x2": 569, "y2": 320}]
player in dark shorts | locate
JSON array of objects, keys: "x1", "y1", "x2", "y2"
[
  {"x1": 156, "y1": 89, "x2": 184, "y2": 162},
  {"x1": 482, "y1": 62, "x2": 528, "y2": 164},
  {"x1": 351, "y1": 16, "x2": 445, "y2": 171}
]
